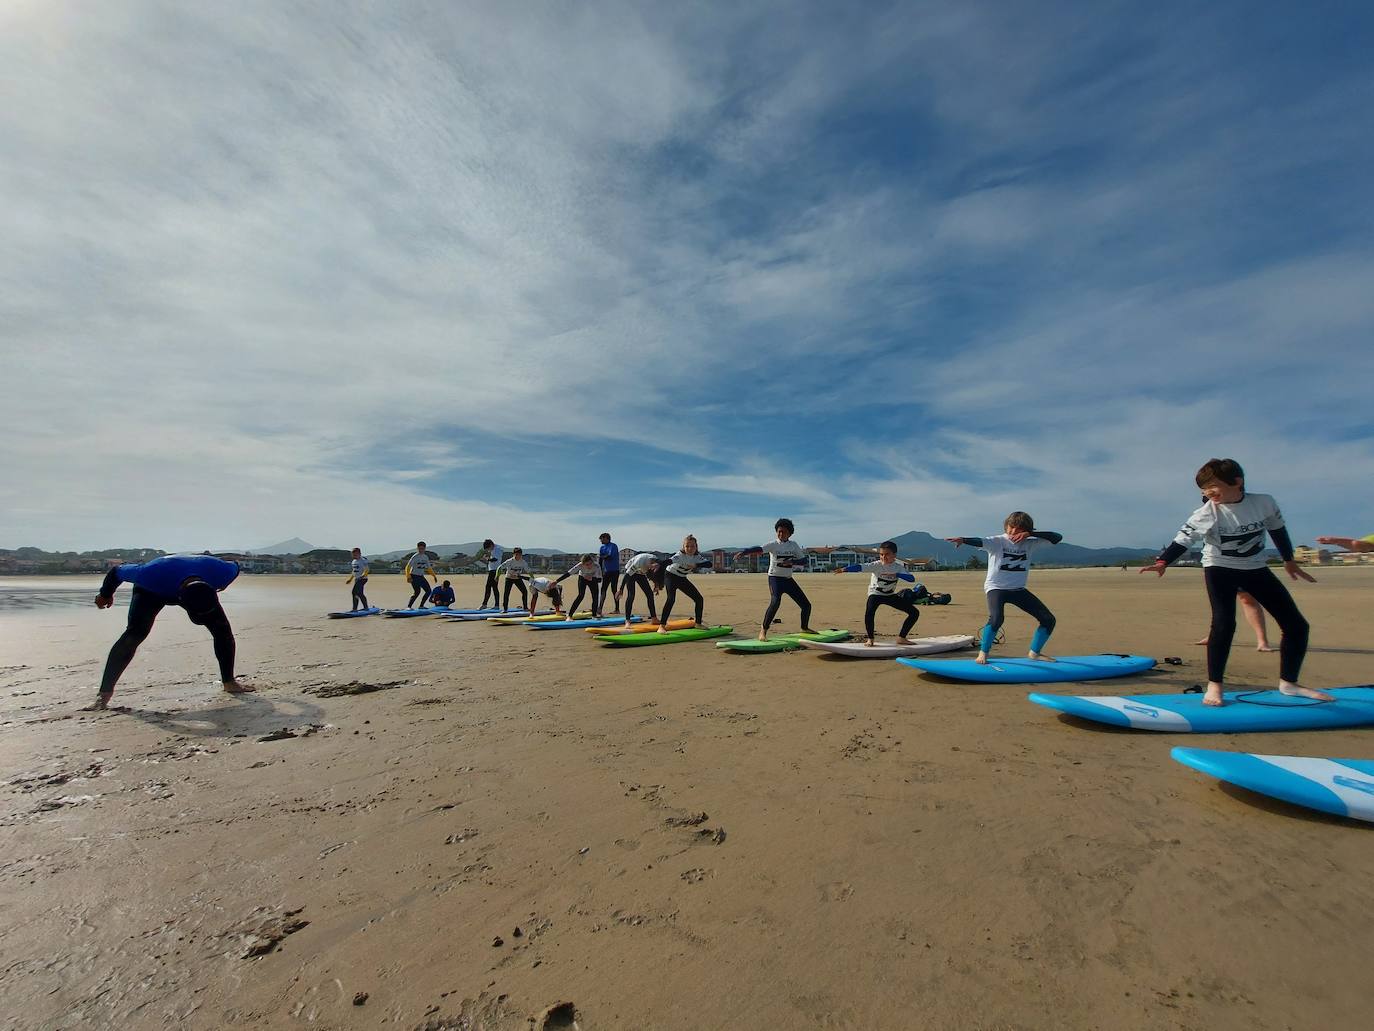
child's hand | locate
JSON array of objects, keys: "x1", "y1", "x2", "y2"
[
  {"x1": 832, "y1": 568, "x2": 845, "y2": 575},
  {"x1": 1006, "y1": 529, "x2": 1029, "y2": 544},
  {"x1": 1140, "y1": 561, "x2": 1166, "y2": 577},
  {"x1": 944, "y1": 538, "x2": 962, "y2": 548},
  {"x1": 1284, "y1": 560, "x2": 1317, "y2": 583}
]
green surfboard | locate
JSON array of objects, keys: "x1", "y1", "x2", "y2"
[
  {"x1": 716, "y1": 629, "x2": 851, "y2": 653},
  {"x1": 595, "y1": 625, "x2": 733, "y2": 646}
]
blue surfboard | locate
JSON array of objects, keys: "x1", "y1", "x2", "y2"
[
  {"x1": 1028, "y1": 686, "x2": 1374, "y2": 732},
  {"x1": 527, "y1": 616, "x2": 645, "y2": 630},
  {"x1": 327, "y1": 607, "x2": 380, "y2": 619},
  {"x1": 1172, "y1": 747, "x2": 1374, "y2": 822},
  {"x1": 382, "y1": 606, "x2": 455, "y2": 617},
  {"x1": 441, "y1": 609, "x2": 542, "y2": 621},
  {"x1": 895, "y1": 654, "x2": 1155, "y2": 684}
]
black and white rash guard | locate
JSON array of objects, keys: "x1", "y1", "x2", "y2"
[
  {"x1": 666, "y1": 552, "x2": 712, "y2": 577},
  {"x1": 623, "y1": 553, "x2": 657, "y2": 576},
  {"x1": 405, "y1": 552, "x2": 434, "y2": 578},
  {"x1": 350, "y1": 556, "x2": 370, "y2": 578},
  {"x1": 497, "y1": 557, "x2": 530, "y2": 581},
  {"x1": 951, "y1": 532, "x2": 1062, "y2": 592},
  {"x1": 556, "y1": 562, "x2": 601, "y2": 584},
  {"x1": 1158, "y1": 493, "x2": 1293, "y2": 569},
  {"x1": 845, "y1": 560, "x2": 915, "y2": 597},
  {"x1": 762, "y1": 539, "x2": 808, "y2": 577}
]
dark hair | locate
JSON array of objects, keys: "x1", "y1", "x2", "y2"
[
  {"x1": 417, "y1": 541, "x2": 426, "y2": 550},
  {"x1": 878, "y1": 540, "x2": 897, "y2": 552},
  {"x1": 600, "y1": 532, "x2": 611, "y2": 540},
  {"x1": 1004, "y1": 512, "x2": 1034, "y2": 533},
  {"x1": 483, "y1": 539, "x2": 494, "y2": 549},
  {"x1": 512, "y1": 546, "x2": 523, "y2": 555},
  {"x1": 775, "y1": 518, "x2": 795, "y2": 534},
  {"x1": 442, "y1": 580, "x2": 451, "y2": 586},
  {"x1": 1196, "y1": 458, "x2": 1244, "y2": 487},
  {"x1": 351, "y1": 546, "x2": 361, "y2": 553}
]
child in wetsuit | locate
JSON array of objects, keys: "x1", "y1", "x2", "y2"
[
  {"x1": 833, "y1": 540, "x2": 924, "y2": 645},
  {"x1": 1143, "y1": 458, "x2": 1330, "y2": 707},
  {"x1": 430, "y1": 580, "x2": 456, "y2": 607},
  {"x1": 555, "y1": 555, "x2": 603, "y2": 620},
  {"x1": 477, "y1": 539, "x2": 503, "y2": 609},
  {"x1": 404, "y1": 542, "x2": 436, "y2": 608},
  {"x1": 497, "y1": 548, "x2": 531, "y2": 611},
  {"x1": 946, "y1": 512, "x2": 1063, "y2": 665},
  {"x1": 617, "y1": 552, "x2": 661, "y2": 626},
  {"x1": 655, "y1": 535, "x2": 712, "y2": 631},
  {"x1": 346, "y1": 548, "x2": 370, "y2": 611},
  {"x1": 756, "y1": 518, "x2": 815, "y2": 640}
]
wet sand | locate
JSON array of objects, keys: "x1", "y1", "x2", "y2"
[{"x1": 2, "y1": 568, "x2": 1373, "y2": 1030}]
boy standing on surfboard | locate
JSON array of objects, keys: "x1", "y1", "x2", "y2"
[
  {"x1": 946, "y1": 513, "x2": 1063, "y2": 665},
  {"x1": 749, "y1": 518, "x2": 816, "y2": 641},
  {"x1": 617, "y1": 552, "x2": 661, "y2": 626},
  {"x1": 477, "y1": 539, "x2": 503, "y2": 610},
  {"x1": 403, "y1": 541, "x2": 437, "y2": 608},
  {"x1": 832, "y1": 539, "x2": 925, "y2": 646},
  {"x1": 497, "y1": 548, "x2": 531, "y2": 611},
  {"x1": 346, "y1": 547, "x2": 370, "y2": 611},
  {"x1": 1143, "y1": 458, "x2": 1331, "y2": 707}
]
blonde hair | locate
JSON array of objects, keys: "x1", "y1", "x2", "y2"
[{"x1": 682, "y1": 534, "x2": 698, "y2": 552}]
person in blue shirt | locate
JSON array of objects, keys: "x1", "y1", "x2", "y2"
[
  {"x1": 430, "y1": 580, "x2": 456, "y2": 607},
  {"x1": 88, "y1": 554, "x2": 249, "y2": 710},
  {"x1": 598, "y1": 533, "x2": 621, "y2": 613}
]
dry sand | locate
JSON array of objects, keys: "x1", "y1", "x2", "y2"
[{"x1": 2, "y1": 568, "x2": 1373, "y2": 1030}]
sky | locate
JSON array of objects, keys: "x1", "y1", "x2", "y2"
[{"x1": 3, "y1": 0, "x2": 1373, "y2": 554}]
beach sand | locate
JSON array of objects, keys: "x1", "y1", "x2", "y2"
[{"x1": 2, "y1": 568, "x2": 1372, "y2": 1030}]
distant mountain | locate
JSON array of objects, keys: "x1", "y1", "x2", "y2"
[
  {"x1": 882, "y1": 530, "x2": 1156, "y2": 567},
  {"x1": 252, "y1": 537, "x2": 320, "y2": 556}
]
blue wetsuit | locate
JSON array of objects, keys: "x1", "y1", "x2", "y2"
[{"x1": 97, "y1": 556, "x2": 240, "y2": 697}]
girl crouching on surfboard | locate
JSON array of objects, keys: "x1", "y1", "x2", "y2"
[
  {"x1": 497, "y1": 548, "x2": 531, "y2": 612},
  {"x1": 946, "y1": 512, "x2": 1062, "y2": 665},
  {"x1": 1143, "y1": 458, "x2": 1330, "y2": 707},
  {"x1": 655, "y1": 535, "x2": 712, "y2": 632},
  {"x1": 555, "y1": 555, "x2": 603, "y2": 621}
]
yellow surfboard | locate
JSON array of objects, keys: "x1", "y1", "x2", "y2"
[{"x1": 585, "y1": 618, "x2": 696, "y2": 635}]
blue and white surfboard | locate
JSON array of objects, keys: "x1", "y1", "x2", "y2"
[
  {"x1": 896, "y1": 654, "x2": 1155, "y2": 684},
  {"x1": 327, "y1": 607, "x2": 380, "y2": 619},
  {"x1": 527, "y1": 615, "x2": 645, "y2": 630},
  {"x1": 1029, "y1": 686, "x2": 1374, "y2": 732},
  {"x1": 1172, "y1": 747, "x2": 1374, "y2": 822}
]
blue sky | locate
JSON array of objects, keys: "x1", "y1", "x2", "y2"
[{"x1": 3, "y1": 1, "x2": 1372, "y2": 553}]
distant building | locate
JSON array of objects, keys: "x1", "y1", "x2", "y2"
[
  {"x1": 1292, "y1": 545, "x2": 1333, "y2": 566},
  {"x1": 1330, "y1": 550, "x2": 1369, "y2": 565}
]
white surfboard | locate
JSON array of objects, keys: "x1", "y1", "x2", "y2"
[{"x1": 797, "y1": 634, "x2": 976, "y2": 658}]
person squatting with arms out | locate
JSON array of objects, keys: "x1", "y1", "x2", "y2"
[
  {"x1": 654, "y1": 535, "x2": 711, "y2": 631},
  {"x1": 617, "y1": 551, "x2": 661, "y2": 626},
  {"x1": 404, "y1": 541, "x2": 436, "y2": 608},
  {"x1": 477, "y1": 539, "x2": 503, "y2": 609},
  {"x1": 947, "y1": 512, "x2": 1063, "y2": 665},
  {"x1": 833, "y1": 540, "x2": 926, "y2": 646},
  {"x1": 88, "y1": 554, "x2": 250, "y2": 710},
  {"x1": 598, "y1": 532, "x2": 621, "y2": 614},
  {"x1": 555, "y1": 555, "x2": 603, "y2": 620},
  {"x1": 346, "y1": 547, "x2": 370, "y2": 611},
  {"x1": 430, "y1": 580, "x2": 456, "y2": 607},
  {"x1": 754, "y1": 518, "x2": 815, "y2": 641},
  {"x1": 1143, "y1": 458, "x2": 1330, "y2": 707},
  {"x1": 497, "y1": 548, "x2": 531, "y2": 612}
]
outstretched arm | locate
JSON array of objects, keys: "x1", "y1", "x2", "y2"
[
  {"x1": 96, "y1": 566, "x2": 124, "y2": 607},
  {"x1": 944, "y1": 537, "x2": 983, "y2": 548},
  {"x1": 1029, "y1": 530, "x2": 1063, "y2": 545},
  {"x1": 1316, "y1": 536, "x2": 1374, "y2": 553}
]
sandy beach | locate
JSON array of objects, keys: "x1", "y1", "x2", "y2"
[{"x1": 2, "y1": 567, "x2": 1372, "y2": 1030}]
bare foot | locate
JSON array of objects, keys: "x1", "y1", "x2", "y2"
[
  {"x1": 1029, "y1": 652, "x2": 1056, "y2": 662},
  {"x1": 800, "y1": 627, "x2": 816, "y2": 635},
  {"x1": 975, "y1": 652, "x2": 989, "y2": 665},
  {"x1": 82, "y1": 693, "x2": 112, "y2": 711},
  {"x1": 223, "y1": 680, "x2": 256, "y2": 695},
  {"x1": 657, "y1": 626, "x2": 669, "y2": 634},
  {"x1": 1279, "y1": 682, "x2": 1334, "y2": 702},
  {"x1": 1256, "y1": 643, "x2": 1276, "y2": 653},
  {"x1": 1203, "y1": 683, "x2": 1225, "y2": 706},
  {"x1": 863, "y1": 638, "x2": 876, "y2": 647},
  {"x1": 622, "y1": 620, "x2": 632, "y2": 628},
  {"x1": 896, "y1": 637, "x2": 913, "y2": 645},
  {"x1": 757, "y1": 631, "x2": 768, "y2": 642}
]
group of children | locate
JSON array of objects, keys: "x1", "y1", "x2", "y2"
[{"x1": 340, "y1": 457, "x2": 1349, "y2": 705}]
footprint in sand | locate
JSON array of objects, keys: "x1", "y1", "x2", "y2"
[{"x1": 819, "y1": 882, "x2": 854, "y2": 903}]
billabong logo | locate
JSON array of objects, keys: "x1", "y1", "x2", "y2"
[
  {"x1": 1122, "y1": 704, "x2": 1160, "y2": 719},
  {"x1": 1332, "y1": 775, "x2": 1374, "y2": 797}
]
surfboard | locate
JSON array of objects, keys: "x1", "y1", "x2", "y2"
[
  {"x1": 587, "y1": 618, "x2": 696, "y2": 635},
  {"x1": 441, "y1": 609, "x2": 545, "y2": 621},
  {"x1": 796, "y1": 635, "x2": 976, "y2": 658},
  {"x1": 487, "y1": 611, "x2": 595, "y2": 625},
  {"x1": 1172, "y1": 747, "x2": 1374, "y2": 822},
  {"x1": 896, "y1": 654, "x2": 1155, "y2": 684},
  {"x1": 528, "y1": 616, "x2": 646, "y2": 630},
  {"x1": 595, "y1": 626, "x2": 733, "y2": 646},
  {"x1": 382, "y1": 606, "x2": 456, "y2": 618},
  {"x1": 1028, "y1": 686, "x2": 1374, "y2": 732},
  {"x1": 327, "y1": 607, "x2": 381, "y2": 619},
  {"x1": 716, "y1": 629, "x2": 850, "y2": 653}
]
